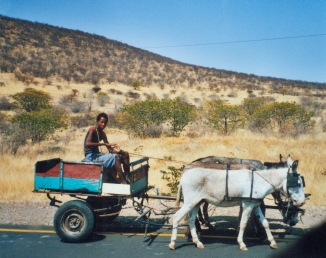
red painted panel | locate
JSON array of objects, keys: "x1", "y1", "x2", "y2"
[
  {"x1": 63, "y1": 163, "x2": 102, "y2": 179},
  {"x1": 35, "y1": 163, "x2": 60, "y2": 177}
]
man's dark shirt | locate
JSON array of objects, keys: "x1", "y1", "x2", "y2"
[{"x1": 84, "y1": 126, "x2": 104, "y2": 156}]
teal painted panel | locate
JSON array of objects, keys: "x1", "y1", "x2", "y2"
[
  {"x1": 34, "y1": 176, "x2": 61, "y2": 190},
  {"x1": 131, "y1": 177, "x2": 147, "y2": 196},
  {"x1": 62, "y1": 178, "x2": 101, "y2": 193}
]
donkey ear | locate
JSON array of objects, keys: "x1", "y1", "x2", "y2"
[
  {"x1": 286, "y1": 155, "x2": 293, "y2": 167},
  {"x1": 292, "y1": 160, "x2": 299, "y2": 173}
]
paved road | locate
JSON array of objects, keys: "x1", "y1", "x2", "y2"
[{"x1": 0, "y1": 225, "x2": 297, "y2": 258}]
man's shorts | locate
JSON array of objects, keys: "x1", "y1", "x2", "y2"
[{"x1": 85, "y1": 153, "x2": 116, "y2": 168}]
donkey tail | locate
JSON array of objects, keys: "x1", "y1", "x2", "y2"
[{"x1": 175, "y1": 184, "x2": 182, "y2": 207}]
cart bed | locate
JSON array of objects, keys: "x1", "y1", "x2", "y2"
[{"x1": 34, "y1": 157, "x2": 149, "y2": 197}]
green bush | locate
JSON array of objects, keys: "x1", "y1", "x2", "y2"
[
  {"x1": 160, "y1": 165, "x2": 184, "y2": 195},
  {"x1": 116, "y1": 98, "x2": 196, "y2": 137},
  {"x1": 204, "y1": 100, "x2": 246, "y2": 135},
  {"x1": 10, "y1": 88, "x2": 51, "y2": 112},
  {"x1": 10, "y1": 107, "x2": 67, "y2": 143}
]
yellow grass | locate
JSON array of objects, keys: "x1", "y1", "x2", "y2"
[
  {"x1": 0, "y1": 72, "x2": 307, "y2": 110},
  {"x1": 1, "y1": 128, "x2": 326, "y2": 205},
  {"x1": 0, "y1": 72, "x2": 325, "y2": 205}
]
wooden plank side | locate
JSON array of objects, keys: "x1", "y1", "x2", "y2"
[
  {"x1": 35, "y1": 159, "x2": 61, "y2": 177},
  {"x1": 34, "y1": 176, "x2": 61, "y2": 191},
  {"x1": 102, "y1": 183, "x2": 130, "y2": 195},
  {"x1": 63, "y1": 163, "x2": 102, "y2": 180},
  {"x1": 131, "y1": 165, "x2": 149, "y2": 183},
  {"x1": 62, "y1": 178, "x2": 101, "y2": 193},
  {"x1": 131, "y1": 177, "x2": 147, "y2": 196},
  {"x1": 130, "y1": 164, "x2": 149, "y2": 196}
]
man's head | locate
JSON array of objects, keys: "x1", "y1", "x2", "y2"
[
  {"x1": 96, "y1": 113, "x2": 108, "y2": 130},
  {"x1": 96, "y1": 113, "x2": 108, "y2": 122}
]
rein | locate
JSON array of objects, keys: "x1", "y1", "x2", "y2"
[{"x1": 254, "y1": 169, "x2": 291, "y2": 200}]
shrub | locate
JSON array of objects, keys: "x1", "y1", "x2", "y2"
[
  {"x1": 70, "y1": 113, "x2": 95, "y2": 128},
  {"x1": 227, "y1": 90, "x2": 237, "y2": 98},
  {"x1": 0, "y1": 96, "x2": 12, "y2": 110},
  {"x1": 204, "y1": 100, "x2": 245, "y2": 135},
  {"x1": 116, "y1": 99, "x2": 166, "y2": 138},
  {"x1": 0, "y1": 112, "x2": 9, "y2": 132},
  {"x1": 249, "y1": 101, "x2": 315, "y2": 136},
  {"x1": 131, "y1": 80, "x2": 142, "y2": 90},
  {"x1": 58, "y1": 94, "x2": 75, "y2": 106},
  {"x1": 163, "y1": 97, "x2": 197, "y2": 136},
  {"x1": 97, "y1": 92, "x2": 109, "y2": 107},
  {"x1": 125, "y1": 91, "x2": 140, "y2": 99},
  {"x1": 10, "y1": 107, "x2": 68, "y2": 143},
  {"x1": 92, "y1": 86, "x2": 101, "y2": 93},
  {"x1": 70, "y1": 100, "x2": 86, "y2": 113},
  {"x1": 160, "y1": 165, "x2": 184, "y2": 195},
  {"x1": 1, "y1": 123, "x2": 31, "y2": 155},
  {"x1": 10, "y1": 88, "x2": 51, "y2": 112}
]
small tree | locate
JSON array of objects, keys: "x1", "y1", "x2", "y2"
[
  {"x1": 131, "y1": 80, "x2": 142, "y2": 90},
  {"x1": 0, "y1": 96, "x2": 12, "y2": 110},
  {"x1": 11, "y1": 107, "x2": 68, "y2": 143},
  {"x1": 10, "y1": 88, "x2": 51, "y2": 112},
  {"x1": 242, "y1": 97, "x2": 267, "y2": 117},
  {"x1": 85, "y1": 90, "x2": 94, "y2": 112},
  {"x1": 279, "y1": 88, "x2": 288, "y2": 96},
  {"x1": 116, "y1": 99, "x2": 166, "y2": 137},
  {"x1": 250, "y1": 101, "x2": 315, "y2": 136},
  {"x1": 163, "y1": 97, "x2": 197, "y2": 136},
  {"x1": 97, "y1": 92, "x2": 109, "y2": 107},
  {"x1": 205, "y1": 100, "x2": 245, "y2": 135}
]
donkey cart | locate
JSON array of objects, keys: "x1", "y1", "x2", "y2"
[
  {"x1": 33, "y1": 157, "x2": 153, "y2": 242},
  {"x1": 33, "y1": 156, "x2": 307, "y2": 245}
]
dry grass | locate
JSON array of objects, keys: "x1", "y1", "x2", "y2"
[
  {"x1": 1, "y1": 128, "x2": 325, "y2": 205},
  {"x1": 0, "y1": 73, "x2": 306, "y2": 111},
  {"x1": 1, "y1": 72, "x2": 325, "y2": 205}
]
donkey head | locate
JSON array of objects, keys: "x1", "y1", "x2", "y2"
[{"x1": 282, "y1": 157, "x2": 306, "y2": 207}]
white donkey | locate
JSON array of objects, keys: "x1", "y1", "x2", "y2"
[{"x1": 169, "y1": 156, "x2": 305, "y2": 251}]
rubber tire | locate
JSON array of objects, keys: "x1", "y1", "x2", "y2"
[
  {"x1": 54, "y1": 200, "x2": 95, "y2": 243},
  {"x1": 86, "y1": 196, "x2": 121, "y2": 223}
]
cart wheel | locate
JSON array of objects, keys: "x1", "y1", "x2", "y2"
[
  {"x1": 54, "y1": 200, "x2": 95, "y2": 243},
  {"x1": 86, "y1": 196, "x2": 121, "y2": 223}
]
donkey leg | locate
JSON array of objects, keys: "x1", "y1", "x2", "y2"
[
  {"x1": 189, "y1": 205, "x2": 204, "y2": 249},
  {"x1": 253, "y1": 206, "x2": 277, "y2": 249},
  {"x1": 169, "y1": 204, "x2": 192, "y2": 250},
  {"x1": 237, "y1": 203, "x2": 253, "y2": 251}
]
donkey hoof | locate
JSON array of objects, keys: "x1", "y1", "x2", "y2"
[
  {"x1": 169, "y1": 243, "x2": 175, "y2": 250},
  {"x1": 197, "y1": 242, "x2": 204, "y2": 249},
  {"x1": 270, "y1": 243, "x2": 278, "y2": 249},
  {"x1": 240, "y1": 245, "x2": 248, "y2": 251}
]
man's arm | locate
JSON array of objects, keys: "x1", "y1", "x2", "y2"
[
  {"x1": 101, "y1": 131, "x2": 121, "y2": 153},
  {"x1": 85, "y1": 127, "x2": 117, "y2": 150}
]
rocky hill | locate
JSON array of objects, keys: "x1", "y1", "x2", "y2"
[{"x1": 0, "y1": 15, "x2": 325, "y2": 91}]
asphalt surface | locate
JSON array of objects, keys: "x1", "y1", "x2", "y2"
[{"x1": 0, "y1": 224, "x2": 301, "y2": 258}]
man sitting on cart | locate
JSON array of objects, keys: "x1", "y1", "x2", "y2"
[{"x1": 84, "y1": 112, "x2": 130, "y2": 184}]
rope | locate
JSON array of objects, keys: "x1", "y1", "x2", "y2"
[
  {"x1": 114, "y1": 150, "x2": 292, "y2": 199},
  {"x1": 128, "y1": 152, "x2": 189, "y2": 165},
  {"x1": 254, "y1": 170, "x2": 290, "y2": 199},
  {"x1": 128, "y1": 152, "x2": 291, "y2": 199}
]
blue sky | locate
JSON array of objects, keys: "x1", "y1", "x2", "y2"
[{"x1": 1, "y1": 0, "x2": 325, "y2": 83}]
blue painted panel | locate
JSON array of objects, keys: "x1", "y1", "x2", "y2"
[
  {"x1": 62, "y1": 178, "x2": 101, "y2": 193},
  {"x1": 34, "y1": 176, "x2": 61, "y2": 190}
]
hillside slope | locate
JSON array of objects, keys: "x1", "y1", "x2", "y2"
[{"x1": 1, "y1": 15, "x2": 325, "y2": 91}]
